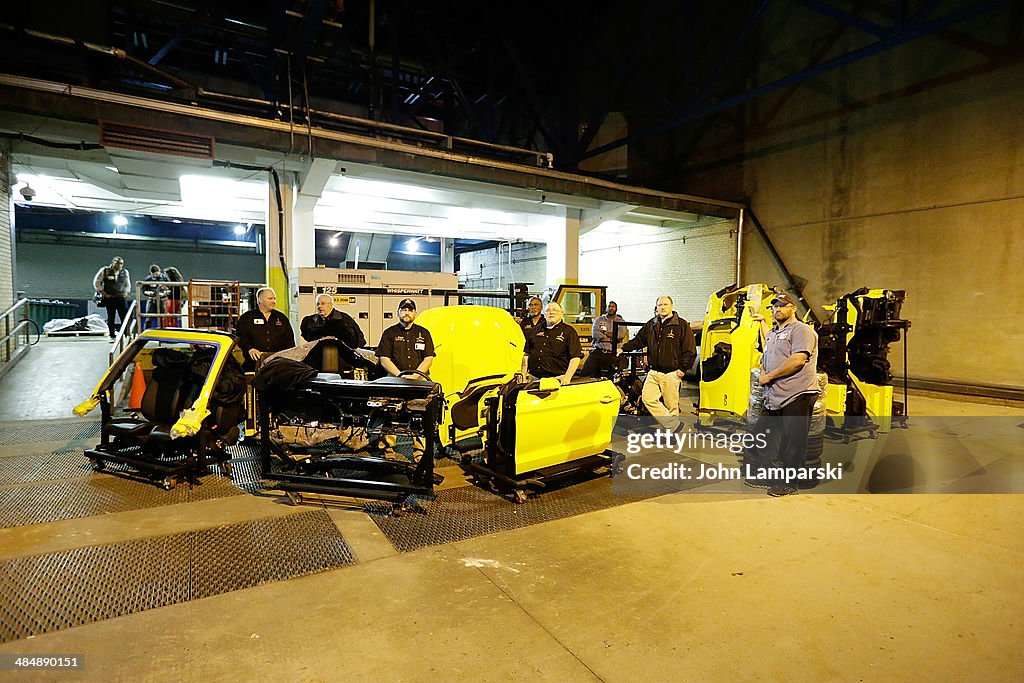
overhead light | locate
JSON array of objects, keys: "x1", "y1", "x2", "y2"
[
  {"x1": 171, "y1": 219, "x2": 182, "y2": 224},
  {"x1": 233, "y1": 224, "x2": 246, "y2": 236},
  {"x1": 112, "y1": 215, "x2": 128, "y2": 227},
  {"x1": 329, "y1": 236, "x2": 339, "y2": 246},
  {"x1": 406, "y1": 239, "x2": 420, "y2": 254}
]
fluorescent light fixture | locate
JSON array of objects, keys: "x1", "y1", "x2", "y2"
[
  {"x1": 171, "y1": 219, "x2": 182, "y2": 224},
  {"x1": 233, "y1": 225, "x2": 246, "y2": 236},
  {"x1": 179, "y1": 174, "x2": 267, "y2": 221},
  {"x1": 113, "y1": 215, "x2": 129, "y2": 227}
]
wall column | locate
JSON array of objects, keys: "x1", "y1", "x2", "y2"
[
  {"x1": 545, "y1": 207, "x2": 580, "y2": 287},
  {"x1": 440, "y1": 237, "x2": 456, "y2": 273}
]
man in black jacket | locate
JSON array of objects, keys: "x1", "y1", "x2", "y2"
[
  {"x1": 619, "y1": 296, "x2": 697, "y2": 429},
  {"x1": 300, "y1": 293, "x2": 366, "y2": 348}
]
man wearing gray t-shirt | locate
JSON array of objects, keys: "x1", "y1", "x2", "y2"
[{"x1": 749, "y1": 292, "x2": 819, "y2": 497}]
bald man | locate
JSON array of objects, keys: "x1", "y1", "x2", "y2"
[
  {"x1": 234, "y1": 287, "x2": 295, "y2": 371},
  {"x1": 521, "y1": 301, "x2": 583, "y2": 385},
  {"x1": 300, "y1": 293, "x2": 365, "y2": 348}
]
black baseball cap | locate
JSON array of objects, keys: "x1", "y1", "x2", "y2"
[
  {"x1": 770, "y1": 293, "x2": 798, "y2": 307},
  {"x1": 398, "y1": 298, "x2": 416, "y2": 310}
]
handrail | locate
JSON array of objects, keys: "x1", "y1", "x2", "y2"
[
  {"x1": 0, "y1": 297, "x2": 29, "y2": 323},
  {"x1": 0, "y1": 318, "x2": 30, "y2": 348},
  {"x1": 0, "y1": 298, "x2": 31, "y2": 376},
  {"x1": 109, "y1": 299, "x2": 138, "y2": 365}
]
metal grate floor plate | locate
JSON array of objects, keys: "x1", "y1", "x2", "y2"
[
  {"x1": 0, "y1": 421, "x2": 99, "y2": 446},
  {"x1": 366, "y1": 469, "x2": 701, "y2": 553},
  {"x1": 0, "y1": 449, "x2": 91, "y2": 485},
  {"x1": 0, "y1": 510, "x2": 354, "y2": 643},
  {"x1": 0, "y1": 473, "x2": 246, "y2": 529}
]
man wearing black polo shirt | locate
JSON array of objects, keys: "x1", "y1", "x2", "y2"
[
  {"x1": 234, "y1": 287, "x2": 295, "y2": 371},
  {"x1": 376, "y1": 298, "x2": 435, "y2": 459},
  {"x1": 519, "y1": 296, "x2": 546, "y2": 340},
  {"x1": 521, "y1": 301, "x2": 583, "y2": 385}
]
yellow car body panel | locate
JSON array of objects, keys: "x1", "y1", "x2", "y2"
[
  {"x1": 416, "y1": 305, "x2": 524, "y2": 446},
  {"x1": 698, "y1": 283, "x2": 774, "y2": 425},
  {"x1": 512, "y1": 378, "x2": 620, "y2": 475},
  {"x1": 417, "y1": 304, "x2": 619, "y2": 477}
]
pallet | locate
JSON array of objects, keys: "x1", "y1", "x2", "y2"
[{"x1": 45, "y1": 330, "x2": 108, "y2": 337}]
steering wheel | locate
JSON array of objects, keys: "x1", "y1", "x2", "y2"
[{"x1": 399, "y1": 369, "x2": 430, "y2": 381}]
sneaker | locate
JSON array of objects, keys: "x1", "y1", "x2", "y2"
[
  {"x1": 768, "y1": 484, "x2": 798, "y2": 497},
  {"x1": 109, "y1": 337, "x2": 116, "y2": 343},
  {"x1": 744, "y1": 478, "x2": 771, "y2": 490}
]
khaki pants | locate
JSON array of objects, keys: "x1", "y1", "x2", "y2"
[{"x1": 641, "y1": 370, "x2": 683, "y2": 430}]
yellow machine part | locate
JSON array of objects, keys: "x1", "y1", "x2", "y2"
[
  {"x1": 417, "y1": 305, "x2": 525, "y2": 446},
  {"x1": 825, "y1": 382, "x2": 847, "y2": 415},
  {"x1": 697, "y1": 283, "x2": 774, "y2": 425},
  {"x1": 851, "y1": 371, "x2": 894, "y2": 432},
  {"x1": 822, "y1": 289, "x2": 901, "y2": 434},
  {"x1": 513, "y1": 379, "x2": 620, "y2": 475}
]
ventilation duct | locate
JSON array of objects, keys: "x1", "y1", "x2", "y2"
[{"x1": 100, "y1": 121, "x2": 215, "y2": 160}]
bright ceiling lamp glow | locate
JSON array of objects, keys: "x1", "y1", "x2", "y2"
[
  {"x1": 472, "y1": 208, "x2": 516, "y2": 224},
  {"x1": 180, "y1": 174, "x2": 265, "y2": 220},
  {"x1": 329, "y1": 236, "x2": 339, "y2": 246},
  {"x1": 233, "y1": 224, "x2": 246, "y2": 236},
  {"x1": 406, "y1": 239, "x2": 420, "y2": 253},
  {"x1": 334, "y1": 177, "x2": 441, "y2": 203},
  {"x1": 112, "y1": 215, "x2": 129, "y2": 227}
]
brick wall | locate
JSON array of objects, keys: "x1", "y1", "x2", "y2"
[
  {"x1": 455, "y1": 222, "x2": 739, "y2": 326},
  {"x1": 579, "y1": 220, "x2": 737, "y2": 325},
  {"x1": 458, "y1": 242, "x2": 548, "y2": 303}
]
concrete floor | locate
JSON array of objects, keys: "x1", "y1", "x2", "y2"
[{"x1": 0, "y1": 339, "x2": 1022, "y2": 681}]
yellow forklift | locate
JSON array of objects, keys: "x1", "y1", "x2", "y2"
[{"x1": 550, "y1": 284, "x2": 607, "y2": 351}]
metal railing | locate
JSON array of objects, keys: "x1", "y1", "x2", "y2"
[
  {"x1": 0, "y1": 298, "x2": 32, "y2": 382},
  {"x1": 107, "y1": 300, "x2": 139, "y2": 405}
]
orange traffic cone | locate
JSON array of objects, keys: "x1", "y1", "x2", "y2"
[{"x1": 128, "y1": 363, "x2": 146, "y2": 410}]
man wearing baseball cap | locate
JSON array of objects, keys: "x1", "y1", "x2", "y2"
[
  {"x1": 375, "y1": 298, "x2": 435, "y2": 459},
  {"x1": 749, "y1": 292, "x2": 819, "y2": 497}
]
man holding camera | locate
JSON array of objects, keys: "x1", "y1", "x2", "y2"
[{"x1": 93, "y1": 256, "x2": 131, "y2": 341}]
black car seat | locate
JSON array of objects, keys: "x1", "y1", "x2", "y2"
[{"x1": 104, "y1": 348, "x2": 192, "y2": 441}]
